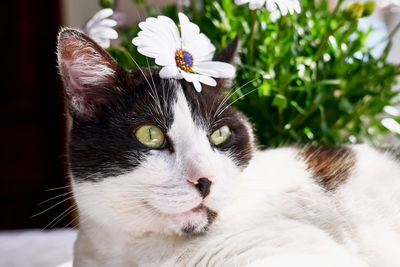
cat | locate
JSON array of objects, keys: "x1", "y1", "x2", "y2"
[{"x1": 57, "y1": 28, "x2": 400, "y2": 267}]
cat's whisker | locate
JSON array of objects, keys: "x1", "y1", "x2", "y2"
[
  {"x1": 213, "y1": 77, "x2": 260, "y2": 119},
  {"x1": 212, "y1": 77, "x2": 261, "y2": 123},
  {"x1": 37, "y1": 191, "x2": 73, "y2": 206},
  {"x1": 161, "y1": 79, "x2": 168, "y2": 123},
  {"x1": 63, "y1": 211, "x2": 82, "y2": 229},
  {"x1": 125, "y1": 51, "x2": 157, "y2": 101},
  {"x1": 215, "y1": 87, "x2": 259, "y2": 118},
  {"x1": 145, "y1": 57, "x2": 163, "y2": 117},
  {"x1": 30, "y1": 196, "x2": 74, "y2": 219},
  {"x1": 131, "y1": 8, "x2": 165, "y2": 126},
  {"x1": 45, "y1": 185, "x2": 71, "y2": 192},
  {"x1": 225, "y1": 76, "x2": 261, "y2": 104},
  {"x1": 42, "y1": 204, "x2": 77, "y2": 230}
]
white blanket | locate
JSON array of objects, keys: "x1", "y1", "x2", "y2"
[{"x1": 0, "y1": 229, "x2": 76, "y2": 267}]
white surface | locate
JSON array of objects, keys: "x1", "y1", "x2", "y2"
[{"x1": 0, "y1": 229, "x2": 76, "y2": 267}]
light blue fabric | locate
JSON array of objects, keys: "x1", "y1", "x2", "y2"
[{"x1": 0, "y1": 229, "x2": 76, "y2": 267}]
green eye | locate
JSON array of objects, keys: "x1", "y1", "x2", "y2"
[
  {"x1": 210, "y1": 125, "x2": 231, "y2": 146},
  {"x1": 135, "y1": 125, "x2": 165, "y2": 149}
]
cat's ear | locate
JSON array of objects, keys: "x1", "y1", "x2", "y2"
[
  {"x1": 212, "y1": 35, "x2": 239, "y2": 91},
  {"x1": 57, "y1": 28, "x2": 121, "y2": 120},
  {"x1": 213, "y1": 35, "x2": 239, "y2": 64}
]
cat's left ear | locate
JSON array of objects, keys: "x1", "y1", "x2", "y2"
[
  {"x1": 212, "y1": 35, "x2": 239, "y2": 90},
  {"x1": 57, "y1": 28, "x2": 122, "y2": 120}
]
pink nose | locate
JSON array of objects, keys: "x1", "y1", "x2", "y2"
[{"x1": 188, "y1": 177, "x2": 212, "y2": 198}]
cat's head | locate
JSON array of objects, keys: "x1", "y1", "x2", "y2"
[{"x1": 57, "y1": 28, "x2": 254, "y2": 235}]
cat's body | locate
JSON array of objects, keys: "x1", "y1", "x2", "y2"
[
  {"x1": 57, "y1": 29, "x2": 400, "y2": 267},
  {"x1": 72, "y1": 145, "x2": 400, "y2": 267}
]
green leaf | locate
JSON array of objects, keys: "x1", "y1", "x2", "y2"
[
  {"x1": 133, "y1": 0, "x2": 145, "y2": 6},
  {"x1": 100, "y1": 0, "x2": 114, "y2": 8},
  {"x1": 146, "y1": 6, "x2": 158, "y2": 17},
  {"x1": 338, "y1": 98, "x2": 354, "y2": 114},
  {"x1": 272, "y1": 94, "x2": 288, "y2": 109}
]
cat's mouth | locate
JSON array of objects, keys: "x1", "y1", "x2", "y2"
[
  {"x1": 170, "y1": 204, "x2": 218, "y2": 235},
  {"x1": 142, "y1": 200, "x2": 218, "y2": 234}
]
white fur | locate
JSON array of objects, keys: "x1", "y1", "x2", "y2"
[
  {"x1": 64, "y1": 46, "x2": 115, "y2": 87},
  {"x1": 72, "y1": 87, "x2": 400, "y2": 267}
]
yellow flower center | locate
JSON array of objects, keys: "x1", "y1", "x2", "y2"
[{"x1": 175, "y1": 49, "x2": 194, "y2": 72}]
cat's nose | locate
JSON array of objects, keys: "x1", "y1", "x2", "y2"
[{"x1": 194, "y1": 178, "x2": 212, "y2": 198}]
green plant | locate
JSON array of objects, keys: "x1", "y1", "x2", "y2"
[{"x1": 103, "y1": 0, "x2": 400, "y2": 147}]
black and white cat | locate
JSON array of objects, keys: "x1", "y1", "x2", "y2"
[{"x1": 57, "y1": 28, "x2": 400, "y2": 267}]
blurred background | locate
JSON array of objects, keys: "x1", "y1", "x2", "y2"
[
  {"x1": 0, "y1": 0, "x2": 176, "y2": 232},
  {"x1": 1, "y1": 0, "x2": 399, "y2": 232}
]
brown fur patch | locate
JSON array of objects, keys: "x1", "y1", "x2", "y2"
[{"x1": 298, "y1": 146, "x2": 356, "y2": 191}]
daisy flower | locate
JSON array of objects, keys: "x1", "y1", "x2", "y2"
[
  {"x1": 235, "y1": 0, "x2": 301, "y2": 15},
  {"x1": 82, "y1": 8, "x2": 118, "y2": 48},
  {"x1": 132, "y1": 13, "x2": 235, "y2": 92}
]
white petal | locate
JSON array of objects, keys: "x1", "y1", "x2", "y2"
[
  {"x1": 182, "y1": 72, "x2": 217, "y2": 87},
  {"x1": 95, "y1": 38, "x2": 111, "y2": 48},
  {"x1": 280, "y1": 0, "x2": 301, "y2": 14},
  {"x1": 195, "y1": 74, "x2": 217, "y2": 86},
  {"x1": 89, "y1": 27, "x2": 118, "y2": 40},
  {"x1": 187, "y1": 33, "x2": 215, "y2": 62},
  {"x1": 179, "y1": 13, "x2": 199, "y2": 39},
  {"x1": 292, "y1": 0, "x2": 301, "y2": 13},
  {"x1": 158, "y1": 16, "x2": 181, "y2": 49},
  {"x1": 270, "y1": 9, "x2": 281, "y2": 21},
  {"x1": 275, "y1": 0, "x2": 289, "y2": 15},
  {"x1": 135, "y1": 41, "x2": 175, "y2": 66},
  {"x1": 193, "y1": 61, "x2": 235, "y2": 78},
  {"x1": 132, "y1": 15, "x2": 180, "y2": 66},
  {"x1": 382, "y1": 118, "x2": 400, "y2": 134},
  {"x1": 94, "y1": 18, "x2": 117, "y2": 28},
  {"x1": 193, "y1": 80, "x2": 202, "y2": 92},
  {"x1": 181, "y1": 73, "x2": 207, "y2": 92},
  {"x1": 138, "y1": 16, "x2": 180, "y2": 49},
  {"x1": 155, "y1": 55, "x2": 175, "y2": 66},
  {"x1": 131, "y1": 37, "x2": 140, "y2": 45},
  {"x1": 179, "y1": 12, "x2": 208, "y2": 54},
  {"x1": 266, "y1": 0, "x2": 278, "y2": 11},
  {"x1": 136, "y1": 47, "x2": 160, "y2": 58},
  {"x1": 159, "y1": 66, "x2": 180, "y2": 79},
  {"x1": 249, "y1": 0, "x2": 266, "y2": 10},
  {"x1": 234, "y1": 0, "x2": 250, "y2": 5},
  {"x1": 86, "y1": 8, "x2": 114, "y2": 30}
]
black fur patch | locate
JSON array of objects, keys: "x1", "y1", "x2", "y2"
[
  {"x1": 69, "y1": 72, "x2": 177, "y2": 181},
  {"x1": 69, "y1": 73, "x2": 253, "y2": 181}
]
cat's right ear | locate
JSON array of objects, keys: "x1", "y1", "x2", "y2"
[{"x1": 57, "y1": 28, "x2": 121, "y2": 120}]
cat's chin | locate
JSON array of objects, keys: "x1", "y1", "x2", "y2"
[{"x1": 169, "y1": 204, "x2": 218, "y2": 235}]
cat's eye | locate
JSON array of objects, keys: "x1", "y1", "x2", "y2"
[
  {"x1": 135, "y1": 125, "x2": 165, "y2": 149},
  {"x1": 210, "y1": 125, "x2": 231, "y2": 146}
]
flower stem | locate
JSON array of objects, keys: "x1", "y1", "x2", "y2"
[
  {"x1": 331, "y1": 0, "x2": 345, "y2": 16},
  {"x1": 191, "y1": 0, "x2": 199, "y2": 21},
  {"x1": 388, "y1": 20, "x2": 400, "y2": 41},
  {"x1": 249, "y1": 10, "x2": 257, "y2": 64},
  {"x1": 382, "y1": 20, "x2": 400, "y2": 58},
  {"x1": 314, "y1": 21, "x2": 345, "y2": 61}
]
